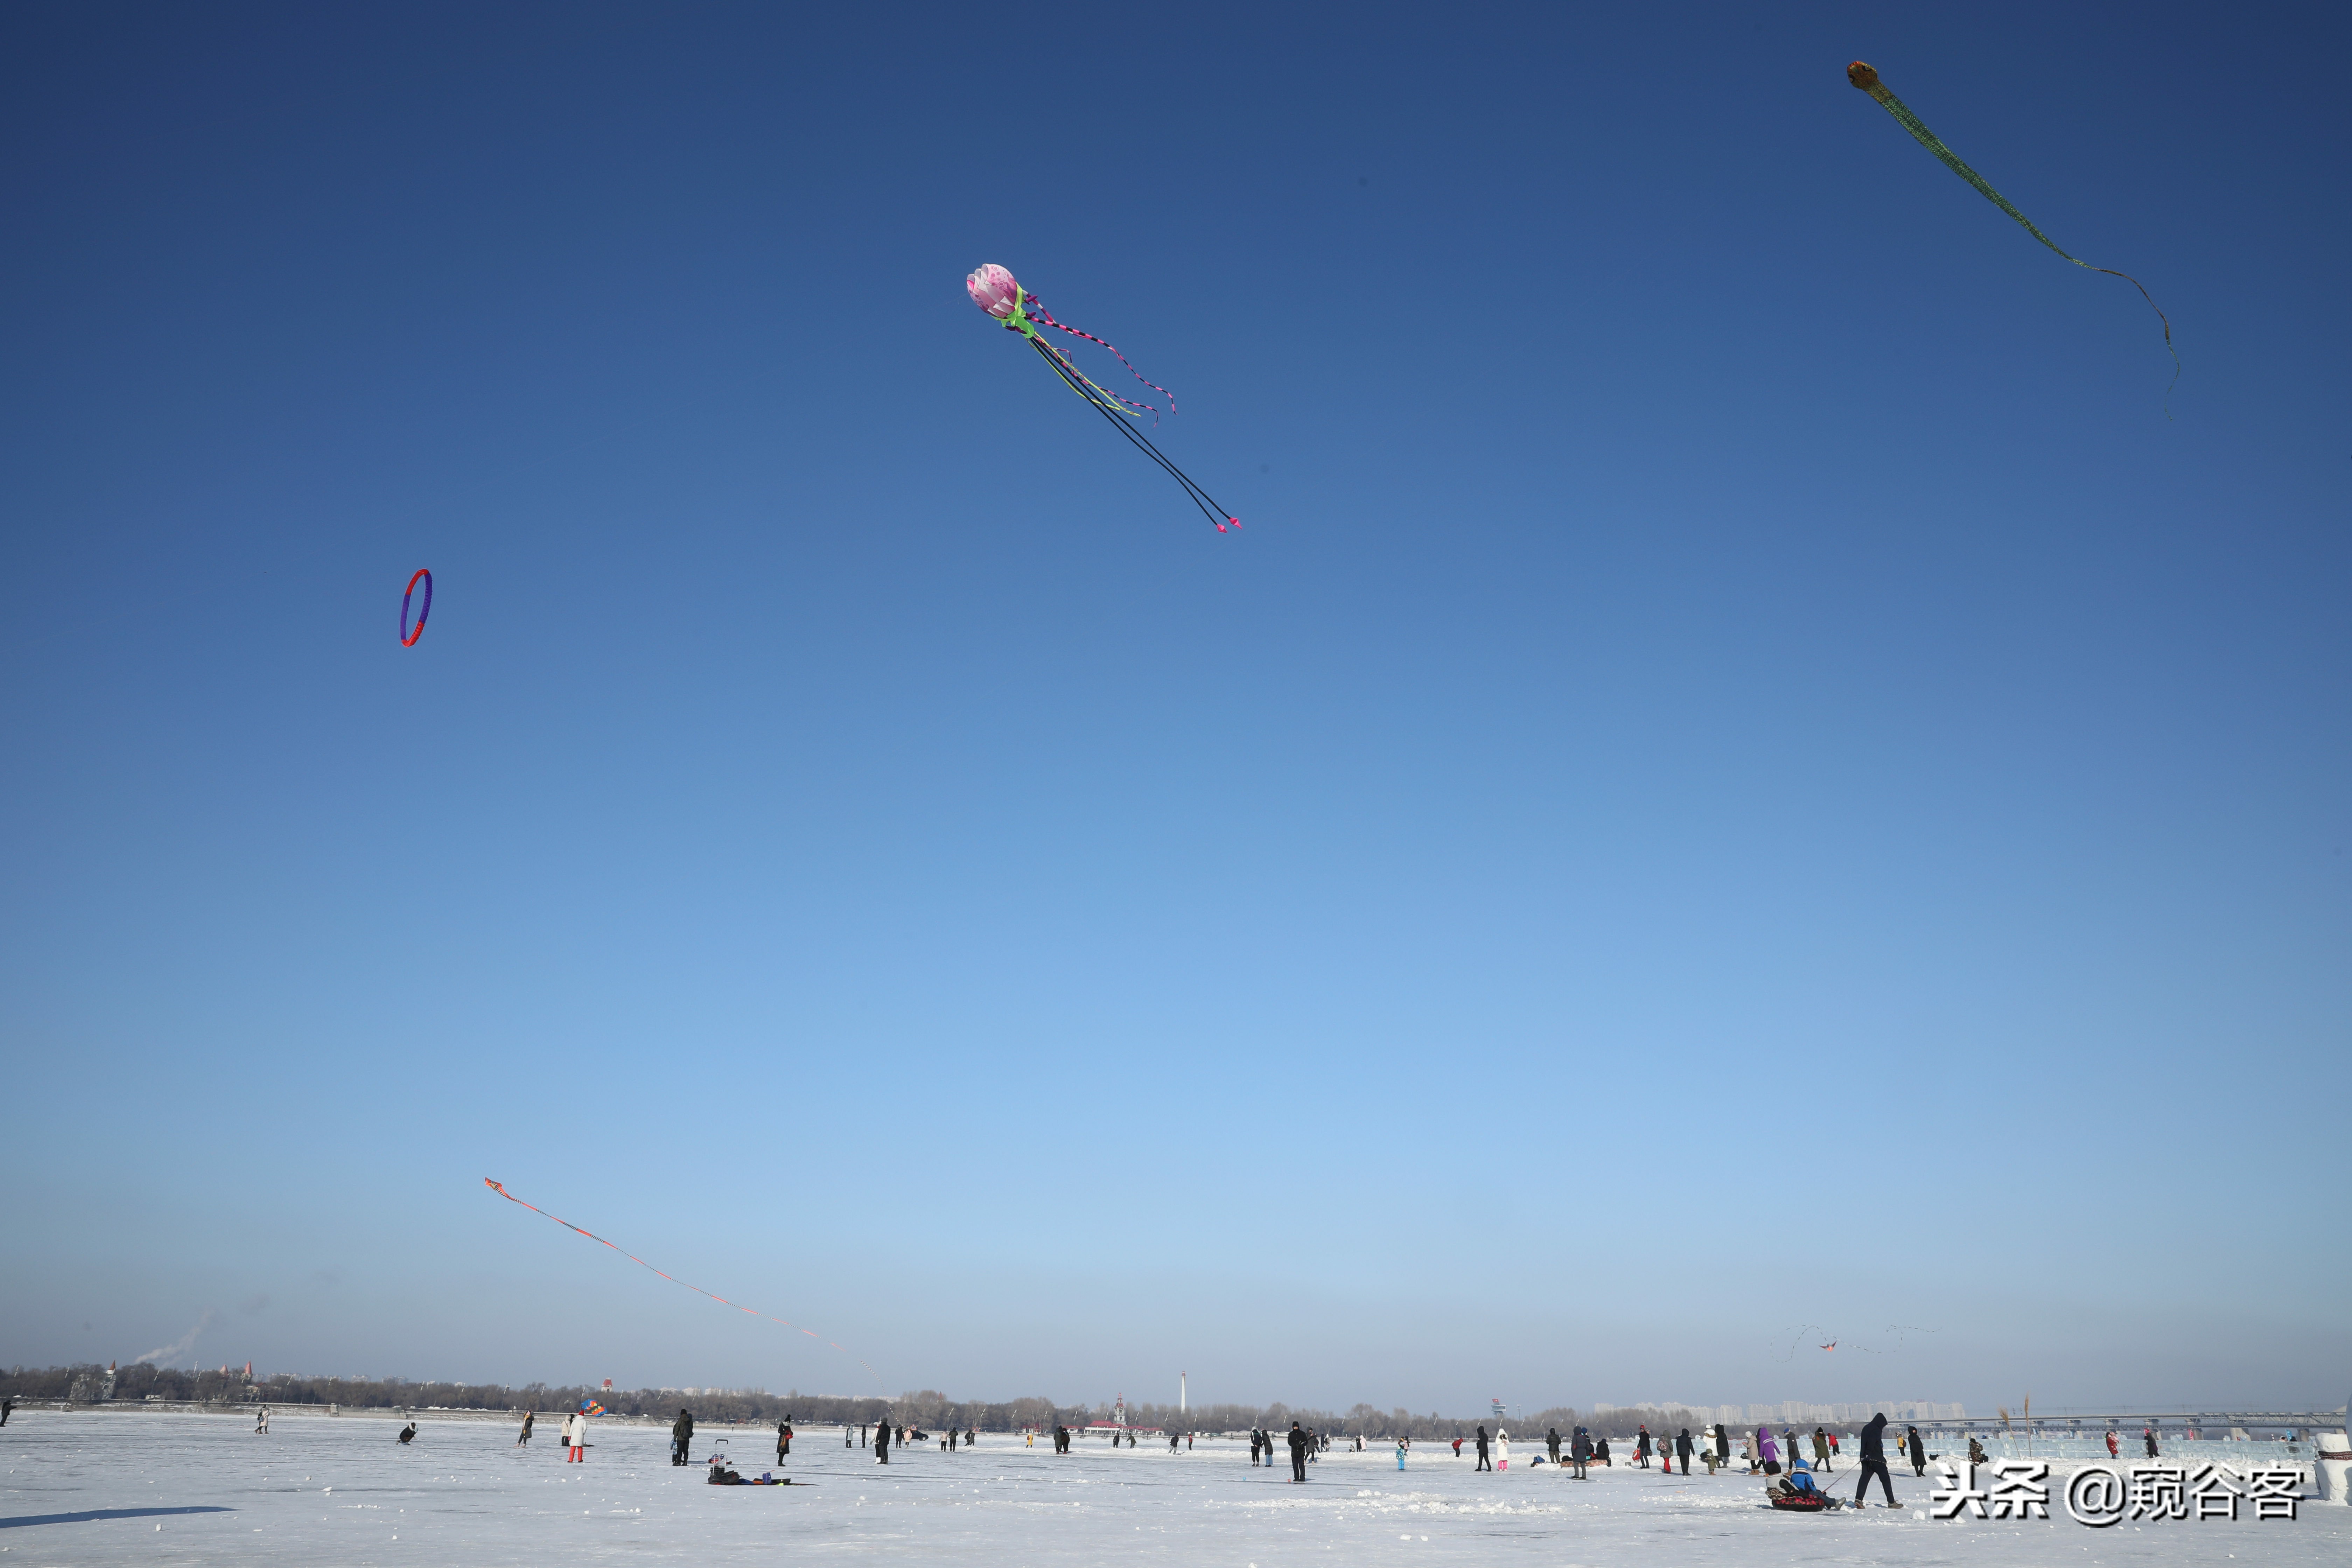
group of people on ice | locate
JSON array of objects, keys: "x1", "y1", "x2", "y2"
[
  {"x1": 1248, "y1": 1422, "x2": 1324, "y2": 1479},
  {"x1": 1403, "y1": 1411, "x2": 1921, "y2": 1510}
]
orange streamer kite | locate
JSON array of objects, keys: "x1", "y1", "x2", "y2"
[{"x1": 483, "y1": 1178, "x2": 876, "y2": 1388}]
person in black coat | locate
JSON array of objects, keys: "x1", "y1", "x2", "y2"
[
  {"x1": 1675, "y1": 1428, "x2": 1694, "y2": 1471},
  {"x1": 875, "y1": 1419, "x2": 891, "y2": 1464},
  {"x1": 1853, "y1": 1412, "x2": 1897, "y2": 1507},
  {"x1": 398, "y1": 1420, "x2": 417, "y2": 1444},
  {"x1": 778, "y1": 1418, "x2": 792, "y2": 1463},
  {"x1": 1474, "y1": 1425, "x2": 1491, "y2": 1472},
  {"x1": 1569, "y1": 1427, "x2": 1591, "y2": 1480},
  {"x1": 671, "y1": 1409, "x2": 694, "y2": 1466},
  {"x1": 1906, "y1": 1425, "x2": 1925, "y2": 1476}
]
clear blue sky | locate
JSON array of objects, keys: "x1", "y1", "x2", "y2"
[{"x1": 3, "y1": 0, "x2": 2346, "y2": 1418}]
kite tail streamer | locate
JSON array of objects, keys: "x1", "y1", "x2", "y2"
[
  {"x1": 1028, "y1": 337, "x2": 1240, "y2": 531},
  {"x1": 483, "y1": 1178, "x2": 879, "y2": 1389},
  {"x1": 1847, "y1": 60, "x2": 2178, "y2": 408},
  {"x1": 999, "y1": 290, "x2": 1166, "y2": 420},
  {"x1": 1024, "y1": 295, "x2": 1179, "y2": 420}
]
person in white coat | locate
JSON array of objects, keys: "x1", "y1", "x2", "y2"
[
  {"x1": 559, "y1": 1410, "x2": 580, "y2": 1463},
  {"x1": 1496, "y1": 1430, "x2": 1511, "y2": 1471}
]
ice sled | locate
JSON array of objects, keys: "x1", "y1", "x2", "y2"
[{"x1": 1766, "y1": 1470, "x2": 1839, "y2": 1512}]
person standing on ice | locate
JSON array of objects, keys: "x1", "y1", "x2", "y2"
[
  {"x1": 1676, "y1": 1428, "x2": 1694, "y2": 1474},
  {"x1": 1496, "y1": 1429, "x2": 1510, "y2": 1470},
  {"x1": 1547, "y1": 1428, "x2": 1562, "y2": 1464},
  {"x1": 874, "y1": 1420, "x2": 891, "y2": 1464},
  {"x1": 671, "y1": 1408, "x2": 693, "y2": 1467},
  {"x1": 2143, "y1": 1427, "x2": 2159, "y2": 1458},
  {"x1": 1287, "y1": 1421, "x2": 1310, "y2": 1483},
  {"x1": 1812, "y1": 1428, "x2": 1830, "y2": 1471},
  {"x1": 778, "y1": 1419, "x2": 792, "y2": 1464},
  {"x1": 1714, "y1": 1423, "x2": 1730, "y2": 1471},
  {"x1": 254, "y1": 1405, "x2": 270, "y2": 1434},
  {"x1": 1853, "y1": 1412, "x2": 1898, "y2": 1508},
  {"x1": 517, "y1": 1411, "x2": 534, "y2": 1447},
  {"x1": 1905, "y1": 1425, "x2": 1925, "y2": 1476},
  {"x1": 1474, "y1": 1426, "x2": 1491, "y2": 1471},
  {"x1": 1754, "y1": 1426, "x2": 1779, "y2": 1474},
  {"x1": 1569, "y1": 1427, "x2": 1591, "y2": 1480},
  {"x1": 1635, "y1": 1425, "x2": 1651, "y2": 1468}
]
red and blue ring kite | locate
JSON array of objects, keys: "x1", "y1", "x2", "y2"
[{"x1": 399, "y1": 568, "x2": 433, "y2": 647}]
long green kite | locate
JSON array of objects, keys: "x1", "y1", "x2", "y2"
[{"x1": 1847, "y1": 59, "x2": 2177, "y2": 402}]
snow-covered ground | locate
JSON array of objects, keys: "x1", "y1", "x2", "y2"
[{"x1": 0, "y1": 1409, "x2": 2340, "y2": 1566}]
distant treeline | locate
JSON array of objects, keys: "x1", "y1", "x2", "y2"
[{"x1": 0, "y1": 1364, "x2": 1707, "y2": 1440}]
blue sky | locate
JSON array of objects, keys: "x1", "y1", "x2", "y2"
[{"x1": 2, "y1": 0, "x2": 2346, "y2": 1418}]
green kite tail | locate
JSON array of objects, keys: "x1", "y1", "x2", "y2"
[{"x1": 1847, "y1": 59, "x2": 2178, "y2": 405}]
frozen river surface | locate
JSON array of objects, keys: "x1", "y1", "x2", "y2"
[{"x1": 1, "y1": 1410, "x2": 2341, "y2": 1567}]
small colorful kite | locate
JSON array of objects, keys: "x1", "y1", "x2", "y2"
[
  {"x1": 966, "y1": 264, "x2": 1240, "y2": 533},
  {"x1": 483, "y1": 1178, "x2": 877, "y2": 1389},
  {"x1": 399, "y1": 568, "x2": 433, "y2": 647},
  {"x1": 1846, "y1": 61, "x2": 2177, "y2": 400},
  {"x1": 579, "y1": 1399, "x2": 606, "y2": 1416}
]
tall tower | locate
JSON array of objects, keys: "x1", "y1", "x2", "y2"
[{"x1": 1181, "y1": 1373, "x2": 1187, "y2": 1414}]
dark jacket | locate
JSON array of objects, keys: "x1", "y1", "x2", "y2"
[
  {"x1": 1675, "y1": 1429, "x2": 1693, "y2": 1460},
  {"x1": 1288, "y1": 1424, "x2": 1308, "y2": 1456},
  {"x1": 1570, "y1": 1429, "x2": 1592, "y2": 1461},
  {"x1": 1859, "y1": 1413, "x2": 1887, "y2": 1462},
  {"x1": 673, "y1": 1410, "x2": 694, "y2": 1442},
  {"x1": 1715, "y1": 1423, "x2": 1729, "y2": 1458},
  {"x1": 1474, "y1": 1426, "x2": 1489, "y2": 1454}
]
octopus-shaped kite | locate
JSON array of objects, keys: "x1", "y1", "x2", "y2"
[
  {"x1": 967, "y1": 264, "x2": 1239, "y2": 532},
  {"x1": 1847, "y1": 61, "x2": 2177, "y2": 402}
]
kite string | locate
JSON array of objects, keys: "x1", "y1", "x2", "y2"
[
  {"x1": 1856, "y1": 69, "x2": 2179, "y2": 407},
  {"x1": 482, "y1": 1179, "x2": 878, "y2": 1386}
]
